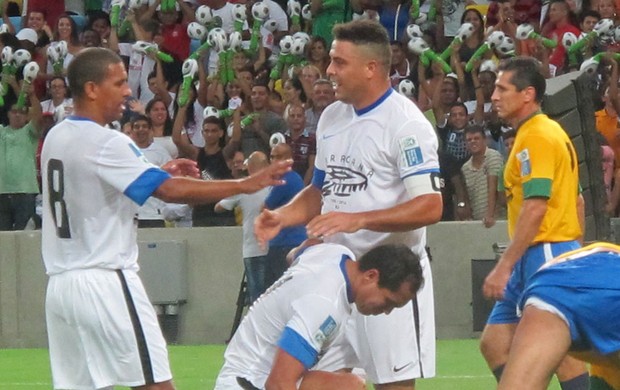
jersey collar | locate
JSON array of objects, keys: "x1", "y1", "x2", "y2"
[
  {"x1": 339, "y1": 255, "x2": 354, "y2": 303},
  {"x1": 355, "y1": 87, "x2": 393, "y2": 116}
]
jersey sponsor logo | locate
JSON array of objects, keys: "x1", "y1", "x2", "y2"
[
  {"x1": 399, "y1": 136, "x2": 424, "y2": 167},
  {"x1": 322, "y1": 165, "x2": 368, "y2": 197},
  {"x1": 313, "y1": 315, "x2": 337, "y2": 344},
  {"x1": 517, "y1": 148, "x2": 531, "y2": 177}
]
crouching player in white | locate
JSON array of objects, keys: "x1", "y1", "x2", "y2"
[
  {"x1": 500, "y1": 243, "x2": 620, "y2": 390},
  {"x1": 41, "y1": 48, "x2": 292, "y2": 390},
  {"x1": 214, "y1": 242, "x2": 424, "y2": 390}
]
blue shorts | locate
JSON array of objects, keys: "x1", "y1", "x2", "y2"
[
  {"x1": 520, "y1": 253, "x2": 620, "y2": 355},
  {"x1": 487, "y1": 240, "x2": 580, "y2": 324}
]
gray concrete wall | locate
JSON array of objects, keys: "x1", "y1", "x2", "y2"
[{"x1": 0, "y1": 223, "x2": 508, "y2": 348}]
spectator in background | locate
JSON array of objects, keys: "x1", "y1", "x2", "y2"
[
  {"x1": 128, "y1": 115, "x2": 172, "y2": 228},
  {"x1": 85, "y1": 11, "x2": 112, "y2": 48},
  {"x1": 145, "y1": 97, "x2": 178, "y2": 158},
  {"x1": 486, "y1": 0, "x2": 542, "y2": 30},
  {"x1": 215, "y1": 151, "x2": 271, "y2": 303},
  {"x1": 306, "y1": 36, "x2": 331, "y2": 76},
  {"x1": 281, "y1": 76, "x2": 306, "y2": 120},
  {"x1": 460, "y1": 125, "x2": 503, "y2": 227},
  {"x1": 227, "y1": 150, "x2": 246, "y2": 179},
  {"x1": 24, "y1": 1, "x2": 65, "y2": 30},
  {"x1": 263, "y1": 142, "x2": 307, "y2": 289},
  {"x1": 486, "y1": 0, "x2": 518, "y2": 39},
  {"x1": 284, "y1": 104, "x2": 316, "y2": 185},
  {"x1": 140, "y1": 0, "x2": 195, "y2": 62},
  {"x1": 242, "y1": 83, "x2": 287, "y2": 155},
  {"x1": 40, "y1": 76, "x2": 72, "y2": 116},
  {"x1": 542, "y1": 0, "x2": 581, "y2": 74},
  {"x1": 439, "y1": 102, "x2": 471, "y2": 168},
  {"x1": 0, "y1": 89, "x2": 42, "y2": 231},
  {"x1": 390, "y1": 40, "x2": 412, "y2": 88},
  {"x1": 172, "y1": 100, "x2": 241, "y2": 226},
  {"x1": 305, "y1": 78, "x2": 335, "y2": 134}
]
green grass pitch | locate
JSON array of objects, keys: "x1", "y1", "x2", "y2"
[{"x1": 0, "y1": 339, "x2": 561, "y2": 389}]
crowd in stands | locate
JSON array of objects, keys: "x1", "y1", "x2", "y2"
[{"x1": 2, "y1": 0, "x2": 620, "y2": 235}]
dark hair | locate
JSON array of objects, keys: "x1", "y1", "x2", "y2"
[
  {"x1": 145, "y1": 97, "x2": 173, "y2": 136},
  {"x1": 68, "y1": 47, "x2": 123, "y2": 100},
  {"x1": 202, "y1": 115, "x2": 226, "y2": 130},
  {"x1": 464, "y1": 124, "x2": 485, "y2": 137},
  {"x1": 131, "y1": 114, "x2": 152, "y2": 128},
  {"x1": 0, "y1": 32, "x2": 20, "y2": 51},
  {"x1": 54, "y1": 14, "x2": 81, "y2": 46},
  {"x1": 358, "y1": 244, "x2": 423, "y2": 294},
  {"x1": 288, "y1": 76, "x2": 307, "y2": 103},
  {"x1": 86, "y1": 11, "x2": 111, "y2": 30},
  {"x1": 332, "y1": 20, "x2": 391, "y2": 72},
  {"x1": 460, "y1": 8, "x2": 485, "y2": 42},
  {"x1": 498, "y1": 56, "x2": 546, "y2": 102},
  {"x1": 449, "y1": 101, "x2": 468, "y2": 114},
  {"x1": 580, "y1": 9, "x2": 601, "y2": 24}
]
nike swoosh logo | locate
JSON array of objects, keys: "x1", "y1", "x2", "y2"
[
  {"x1": 393, "y1": 362, "x2": 413, "y2": 372},
  {"x1": 322, "y1": 133, "x2": 338, "y2": 140}
]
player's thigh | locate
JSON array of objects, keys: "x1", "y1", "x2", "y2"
[
  {"x1": 499, "y1": 306, "x2": 571, "y2": 390},
  {"x1": 46, "y1": 269, "x2": 171, "y2": 388}
]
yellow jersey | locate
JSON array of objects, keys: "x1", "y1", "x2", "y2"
[{"x1": 504, "y1": 113, "x2": 581, "y2": 243}]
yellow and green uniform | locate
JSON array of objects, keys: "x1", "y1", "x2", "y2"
[{"x1": 504, "y1": 112, "x2": 581, "y2": 242}]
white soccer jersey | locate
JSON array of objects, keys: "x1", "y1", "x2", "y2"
[
  {"x1": 215, "y1": 244, "x2": 356, "y2": 389},
  {"x1": 41, "y1": 117, "x2": 171, "y2": 275},
  {"x1": 314, "y1": 88, "x2": 440, "y2": 258},
  {"x1": 137, "y1": 141, "x2": 173, "y2": 221}
]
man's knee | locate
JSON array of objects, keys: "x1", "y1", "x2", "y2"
[{"x1": 480, "y1": 324, "x2": 515, "y2": 368}]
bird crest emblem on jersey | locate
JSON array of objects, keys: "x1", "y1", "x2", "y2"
[
  {"x1": 517, "y1": 148, "x2": 531, "y2": 177},
  {"x1": 399, "y1": 135, "x2": 424, "y2": 167},
  {"x1": 313, "y1": 315, "x2": 337, "y2": 344},
  {"x1": 322, "y1": 166, "x2": 368, "y2": 197}
]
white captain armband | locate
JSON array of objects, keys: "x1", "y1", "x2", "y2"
[{"x1": 403, "y1": 172, "x2": 442, "y2": 198}]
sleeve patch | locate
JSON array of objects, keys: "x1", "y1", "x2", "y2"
[
  {"x1": 517, "y1": 148, "x2": 531, "y2": 177},
  {"x1": 399, "y1": 135, "x2": 424, "y2": 167},
  {"x1": 313, "y1": 315, "x2": 337, "y2": 344}
]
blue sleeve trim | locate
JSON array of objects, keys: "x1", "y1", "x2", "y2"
[
  {"x1": 124, "y1": 168, "x2": 171, "y2": 206},
  {"x1": 278, "y1": 326, "x2": 319, "y2": 369},
  {"x1": 402, "y1": 169, "x2": 441, "y2": 180},
  {"x1": 311, "y1": 168, "x2": 325, "y2": 189}
]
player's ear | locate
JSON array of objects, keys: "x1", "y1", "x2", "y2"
[
  {"x1": 83, "y1": 81, "x2": 98, "y2": 101},
  {"x1": 362, "y1": 268, "x2": 380, "y2": 284}
]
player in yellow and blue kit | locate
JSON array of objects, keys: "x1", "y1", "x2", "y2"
[
  {"x1": 479, "y1": 57, "x2": 589, "y2": 390},
  {"x1": 499, "y1": 243, "x2": 620, "y2": 390}
]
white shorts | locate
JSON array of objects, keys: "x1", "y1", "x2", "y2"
[
  {"x1": 348, "y1": 255, "x2": 436, "y2": 384},
  {"x1": 46, "y1": 268, "x2": 172, "y2": 389}
]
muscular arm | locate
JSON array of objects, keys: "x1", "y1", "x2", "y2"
[
  {"x1": 306, "y1": 193, "x2": 442, "y2": 238},
  {"x1": 265, "y1": 348, "x2": 307, "y2": 390}
]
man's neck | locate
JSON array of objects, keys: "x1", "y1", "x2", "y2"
[
  {"x1": 352, "y1": 80, "x2": 391, "y2": 111},
  {"x1": 472, "y1": 149, "x2": 486, "y2": 166},
  {"x1": 510, "y1": 105, "x2": 541, "y2": 129}
]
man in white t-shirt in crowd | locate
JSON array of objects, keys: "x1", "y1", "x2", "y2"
[
  {"x1": 40, "y1": 77, "x2": 73, "y2": 117},
  {"x1": 41, "y1": 47, "x2": 292, "y2": 390},
  {"x1": 128, "y1": 114, "x2": 174, "y2": 228},
  {"x1": 215, "y1": 242, "x2": 424, "y2": 390},
  {"x1": 215, "y1": 151, "x2": 271, "y2": 303}
]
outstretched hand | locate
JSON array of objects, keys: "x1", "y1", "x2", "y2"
[
  {"x1": 242, "y1": 159, "x2": 292, "y2": 194},
  {"x1": 162, "y1": 158, "x2": 200, "y2": 178},
  {"x1": 306, "y1": 211, "x2": 364, "y2": 238}
]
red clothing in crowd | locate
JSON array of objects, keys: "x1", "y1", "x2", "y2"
[{"x1": 161, "y1": 22, "x2": 190, "y2": 61}]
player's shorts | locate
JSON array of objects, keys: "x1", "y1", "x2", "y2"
[
  {"x1": 520, "y1": 253, "x2": 620, "y2": 356},
  {"x1": 46, "y1": 268, "x2": 172, "y2": 389},
  {"x1": 487, "y1": 240, "x2": 580, "y2": 325},
  {"x1": 346, "y1": 254, "x2": 435, "y2": 384}
]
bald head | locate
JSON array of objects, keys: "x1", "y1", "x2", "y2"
[
  {"x1": 270, "y1": 143, "x2": 292, "y2": 162},
  {"x1": 247, "y1": 151, "x2": 269, "y2": 175}
]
